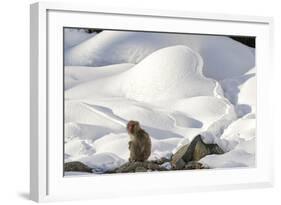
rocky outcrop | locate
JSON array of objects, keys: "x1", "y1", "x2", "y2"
[
  {"x1": 112, "y1": 161, "x2": 168, "y2": 173},
  {"x1": 171, "y1": 135, "x2": 224, "y2": 169},
  {"x1": 64, "y1": 161, "x2": 93, "y2": 173},
  {"x1": 64, "y1": 135, "x2": 224, "y2": 174},
  {"x1": 184, "y1": 161, "x2": 206, "y2": 170}
]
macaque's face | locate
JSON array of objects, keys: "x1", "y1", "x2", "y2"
[{"x1": 127, "y1": 121, "x2": 139, "y2": 134}]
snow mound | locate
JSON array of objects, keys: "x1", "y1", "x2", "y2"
[
  {"x1": 121, "y1": 45, "x2": 219, "y2": 102},
  {"x1": 93, "y1": 133, "x2": 130, "y2": 160},
  {"x1": 64, "y1": 101, "x2": 125, "y2": 130},
  {"x1": 64, "y1": 30, "x2": 256, "y2": 174},
  {"x1": 199, "y1": 147, "x2": 255, "y2": 168},
  {"x1": 173, "y1": 96, "x2": 236, "y2": 131},
  {"x1": 238, "y1": 74, "x2": 256, "y2": 112},
  {"x1": 65, "y1": 139, "x2": 95, "y2": 159},
  {"x1": 65, "y1": 63, "x2": 134, "y2": 90},
  {"x1": 221, "y1": 113, "x2": 256, "y2": 142},
  {"x1": 66, "y1": 46, "x2": 223, "y2": 102},
  {"x1": 65, "y1": 122, "x2": 116, "y2": 142},
  {"x1": 221, "y1": 70, "x2": 256, "y2": 116},
  {"x1": 199, "y1": 113, "x2": 256, "y2": 168},
  {"x1": 64, "y1": 28, "x2": 97, "y2": 50},
  {"x1": 65, "y1": 30, "x2": 255, "y2": 80},
  {"x1": 79, "y1": 153, "x2": 126, "y2": 173}
]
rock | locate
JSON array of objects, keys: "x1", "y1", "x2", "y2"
[
  {"x1": 150, "y1": 157, "x2": 171, "y2": 165},
  {"x1": 172, "y1": 158, "x2": 186, "y2": 170},
  {"x1": 160, "y1": 162, "x2": 173, "y2": 170},
  {"x1": 192, "y1": 136, "x2": 210, "y2": 161},
  {"x1": 171, "y1": 135, "x2": 224, "y2": 169},
  {"x1": 135, "y1": 166, "x2": 147, "y2": 172},
  {"x1": 171, "y1": 144, "x2": 189, "y2": 169},
  {"x1": 113, "y1": 161, "x2": 167, "y2": 173},
  {"x1": 184, "y1": 161, "x2": 207, "y2": 170},
  {"x1": 64, "y1": 161, "x2": 93, "y2": 173}
]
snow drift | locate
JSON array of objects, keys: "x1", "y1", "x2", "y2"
[
  {"x1": 122, "y1": 45, "x2": 221, "y2": 102},
  {"x1": 65, "y1": 30, "x2": 255, "y2": 80},
  {"x1": 64, "y1": 28, "x2": 97, "y2": 50},
  {"x1": 64, "y1": 29, "x2": 256, "y2": 174},
  {"x1": 66, "y1": 46, "x2": 223, "y2": 102}
]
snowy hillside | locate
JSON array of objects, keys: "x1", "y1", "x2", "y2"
[{"x1": 64, "y1": 29, "x2": 256, "y2": 175}]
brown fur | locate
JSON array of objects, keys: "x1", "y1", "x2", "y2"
[{"x1": 127, "y1": 121, "x2": 151, "y2": 162}]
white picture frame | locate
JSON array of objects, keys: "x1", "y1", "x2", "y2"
[{"x1": 30, "y1": 2, "x2": 274, "y2": 202}]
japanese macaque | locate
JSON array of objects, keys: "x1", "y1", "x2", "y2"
[{"x1": 127, "y1": 121, "x2": 151, "y2": 162}]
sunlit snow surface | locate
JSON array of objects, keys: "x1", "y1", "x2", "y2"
[{"x1": 64, "y1": 29, "x2": 256, "y2": 175}]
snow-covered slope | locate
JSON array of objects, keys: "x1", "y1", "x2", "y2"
[
  {"x1": 64, "y1": 30, "x2": 256, "y2": 174},
  {"x1": 65, "y1": 63, "x2": 134, "y2": 90},
  {"x1": 122, "y1": 46, "x2": 220, "y2": 102},
  {"x1": 221, "y1": 68, "x2": 256, "y2": 116},
  {"x1": 65, "y1": 30, "x2": 255, "y2": 80},
  {"x1": 66, "y1": 46, "x2": 223, "y2": 101},
  {"x1": 64, "y1": 28, "x2": 97, "y2": 50}
]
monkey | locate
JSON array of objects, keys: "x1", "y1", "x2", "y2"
[{"x1": 127, "y1": 120, "x2": 151, "y2": 162}]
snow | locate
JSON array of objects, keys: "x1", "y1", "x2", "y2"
[
  {"x1": 79, "y1": 153, "x2": 126, "y2": 173},
  {"x1": 121, "y1": 45, "x2": 219, "y2": 102},
  {"x1": 199, "y1": 113, "x2": 256, "y2": 167},
  {"x1": 64, "y1": 29, "x2": 256, "y2": 175},
  {"x1": 64, "y1": 28, "x2": 97, "y2": 50},
  {"x1": 65, "y1": 30, "x2": 255, "y2": 80},
  {"x1": 65, "y1": 63, "x2": 134, "y2": 90},
  {"x1": 220, "y1": 68, "x2": 256, "y2": 117}
]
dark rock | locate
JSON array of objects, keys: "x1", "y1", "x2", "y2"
[
  {"x1": 171, "y1": 144, "x2": 189, "y2": 169},
  {"x1": 135, "y1": 166, "x2": 147, "y2": 172},
  {"x1": 113, "y1": 161, "x2": 167, "y2": 173},
  {"x1": 150, "y1": 157, "x2": 171, "y2": 165},
  {"x1": 64, "y1": 161, "x2": 93, "y2": 173},
  {"x1": 207, "y1": 143, "x2": 225, "y2": 155},
  {"x1": 184, "y1": 161, "x2": 207, "y2": 170},
  {"x1": 171, "y1": 135, "x2": 224, "y2": 168},
  {"x1": 172, "y1": 158, "x2": 186, "y2": 170}
]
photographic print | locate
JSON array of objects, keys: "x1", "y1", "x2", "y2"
[{"x1": 63, "y1": 28, "x2": 256, "y2": 176}]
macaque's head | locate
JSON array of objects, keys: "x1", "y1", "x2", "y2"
[{"x1": 127, "y1": 120, "x2": 140, "y2": 134}]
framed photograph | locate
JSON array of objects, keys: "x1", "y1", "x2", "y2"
[{"x1": 30, "y1": 2, "x2": 274, "y2": 202}]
